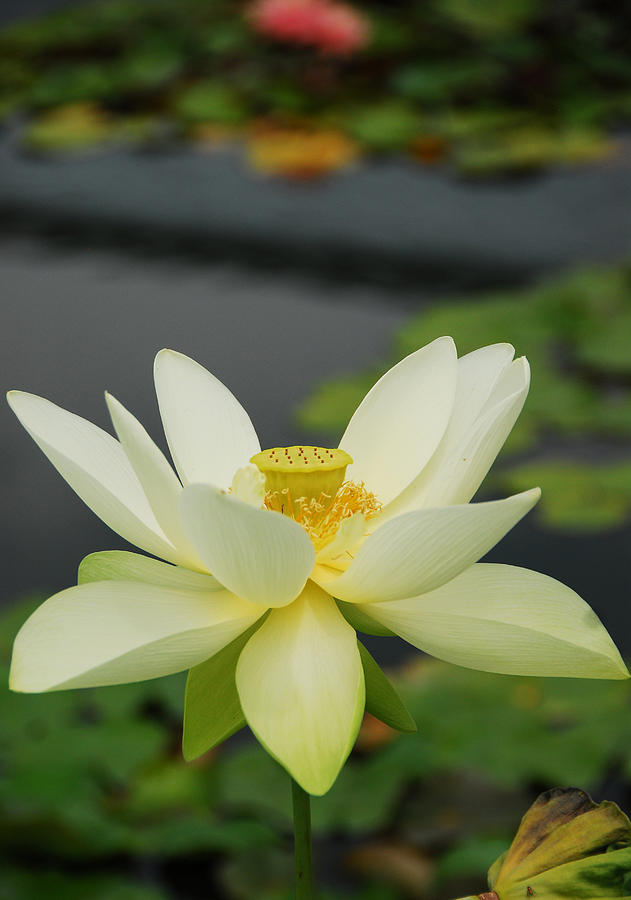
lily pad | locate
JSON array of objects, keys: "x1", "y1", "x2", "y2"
[
  {"x1": 173, "y1": 81, "x2": 248, "y2": 126},
  {"x1": 21, "y1": 104, "x2": 117, "y2": 154}
]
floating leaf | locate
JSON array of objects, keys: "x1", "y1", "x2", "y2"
[
  {"x1": 502, "y1": 460, "x2": 631, "y2": 531},
  {"x1": 345, "y1": 102, "x2": 421, "y2": 151},
  {"x1": 454, "y1": 127, "x2": 615, "y2": 176},
  {"x1": 247, "y1": 126, "x2": 358, "y2": 178},
  {"x1": 21, "y1": 103, "x2": 117, "y2": 154},
  {"x1": 392, "y1": 60, "x2": 504, "y2": 104},
  {"x1": 173, "y1": 81, "x2": 248, "y2": 125},
  {"x1": 28, "y1": 65, "x2": 120, "y2": 107}
]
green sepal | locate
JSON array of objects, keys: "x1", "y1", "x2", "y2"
[
  {"x1": 358, "y1": 642, "x2": 417, "y2": 734},
  {"x1": 182, "y1": 619, "x2": 265, "y2": 762},
  {"x1": 337, "y1": 599, "x2": 396, "y2": 637}
]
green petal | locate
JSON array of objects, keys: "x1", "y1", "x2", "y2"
[
  {"x1": 336, "y1": 599, "x2": 395, "y2": 637},
  {"x1": 78, "y1": 550, "x2": 221, "y2": 591},
  {"x1": 358, "y1": 642, "x2": 417, "y2": 733},
  {"x1": 182, "y1": 620, "x2": 264, "y2": 761}
]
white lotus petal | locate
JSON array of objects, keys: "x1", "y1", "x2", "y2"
[
  {"x1": 10, "y1": 581, "x2": 265, "y2": 692},
  {"x1": 486, "y1": 353, "x2": 531, "y2": 407},
  {"x1": 78, "y1": 550, "x2": 222, "y2": 591},
  {"x1": 384, "y1": 359, "x2": 530, "y2": 518},
  {"x1": 316, "y1": 513, "x2": 366, "y2": 569},
  {"x1": 444, "y1": 358, "x2": 530, "y2": 505},
  {"x1": 7, "y1": 391, "x2": 177, "y2": 562},
  {"x1": 363, "y1": 564, "x2": 629, "y2": 679},
  {"x1": 316, "y1": 489, "x2": 540, "y2": 604},
  {"x1": 180, "y1": 484, "x2": 315, "y2": 607},
  {"x1": 154, "y1": 349, "x2": 260, "y2": 488},
  {"x1": 339, "y1": 337, "x2": 458, "y2": 505},
  {"x1": 230, "y1": 465, "x2": 266, "y2": 507},
  {"x1": 106, "y1": 393, "x2": 201, "y2": 568},
  {"x1": 441, "y1": 342, "x2": 515, "y2": 448},
  {"x1": 236, "y1": 582, "x2": 365, "y2": 795}
]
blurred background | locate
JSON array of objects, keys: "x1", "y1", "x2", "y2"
[{"x1": 2, "y1": 1, "x2": 631, "y2": 898}]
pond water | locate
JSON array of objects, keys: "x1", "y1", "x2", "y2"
[{"x1": 3, "y1": 234, "x2": 631, "y2": 667}]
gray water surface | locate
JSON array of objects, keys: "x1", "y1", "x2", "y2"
[{"x1": 2, "y1": 135, "x2": 631, "y2": 289}]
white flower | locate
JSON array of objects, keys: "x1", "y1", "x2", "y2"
[{"x1": 7, "y1": 338, "x2": 628, "y2": 795}]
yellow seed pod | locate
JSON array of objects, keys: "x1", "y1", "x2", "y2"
[{"x1": 250, "y1": 446, "x2": 353, "y2": 504}]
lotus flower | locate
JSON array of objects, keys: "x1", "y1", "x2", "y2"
[
  {"x1": 249, "y1": 0, "x2": 369, "y2": 55},
  {"x1": 7, "y1": 339, "x2": 627, "y2": 794}
]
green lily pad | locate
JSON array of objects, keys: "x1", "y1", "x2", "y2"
[
  {"x1": 21, "y1": 104, "x2": 117, "y2": 154},
  {"x1": 173, "y1": 81, "x2": 248, "y2": 125},
  {"x1": 345, "y1": 102, "x2": 421, "y2": 151}
]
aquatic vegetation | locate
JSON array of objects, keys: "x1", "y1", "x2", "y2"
[
  {"x1": 2, "y1": 595, "x2": 631, "y2": 898},
  {"x1": 0, "y1": 0, "x2": 628, "y2": 175},
  {"x1": 299, "y1": 263, "x2": 631, "y2": 531}
]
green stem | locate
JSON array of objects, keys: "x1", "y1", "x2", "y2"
[{"x1": 291, "y1": 778, "x2": 313, "y2": 899}]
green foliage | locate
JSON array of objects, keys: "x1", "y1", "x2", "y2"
[
  {"x1": 436, "y1": 835, "x2": 510, "y2": 883},
  {"x1": 1, "y1": 0, "x2": 629, "y2": 172},
  {"x1": 22, "y1": 104, "x2": 118, "y2": 153},
  {"x1": 435, "y1": 0, "x2": 544, "y2": 37},
  {"x1": 358, "y1": 642, "x2": 417, "y2": 734},
  {"x1": 391, "y1": 59, "x2": 504, "y2": 105},
  {"x1": 2, "y1": 596, "x2": 631, "y2": 897},
  {"x1": 453, "y1": 127, "x2": 615, "y2": 175},
  {"x1": 345, "y1": 102, "x2": 422, "y2": 152},
  {"x1": 172, "y1": 81, "x2": 247, "y2": 126},
  {"x1": 0, "y1": 867, "x2": 169, "y2": 900},
  {"x1": 28, "y1": 64, "x2": 119, "y2": 107},
  {"x1": 182, "y1": 623, "x2": 261, "y2": 761},
  {"x1": 298, "y1": 262, "x2": 631, "y2": 531}
]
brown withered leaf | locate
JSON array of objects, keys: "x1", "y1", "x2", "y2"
[
  {"x1": 488, "y1": 787, "x2": 631, "y2": 898},
  {"x1": 491, "y1": 787, "x2": 631, "y2": 884}
]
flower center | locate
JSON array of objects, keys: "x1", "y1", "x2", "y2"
[{"x1": 250, "y1": 445, "x2": 381, "y2": 551}]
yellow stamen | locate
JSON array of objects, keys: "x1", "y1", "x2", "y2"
[{"x1": 251, "y1": 446, "x2": 381, "y2": 551}]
